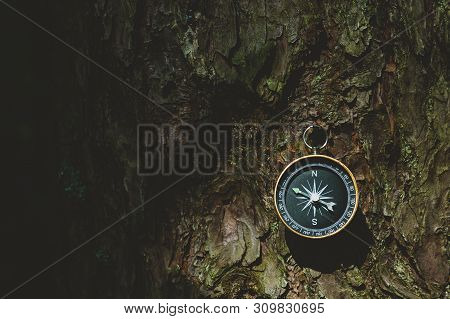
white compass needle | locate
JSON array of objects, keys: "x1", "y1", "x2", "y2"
[
  {"x1": 292, "y1": 188, "x2": 310, "y2": 198},
  {"x1": 274, "y1": 153, "x2": 358, "y2": 238},
  {"x1": 319, "y1": 200, "x2": 336, "y2": 212},
  {"x1": 293, "y1": 177, "x2": 339, "y2": 216},
  {"x1": 293, "y1": 187, "x2": 314, "y2": 212}
]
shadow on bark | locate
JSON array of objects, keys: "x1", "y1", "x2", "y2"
[{"x1": 285, "y1": 212, "x2": 373, "y2": 273}]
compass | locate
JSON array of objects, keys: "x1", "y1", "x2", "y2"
[{"x1": 274, "y1": 126, "x2": 358, "y2": 239}]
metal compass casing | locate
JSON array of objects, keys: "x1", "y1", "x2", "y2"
[{"x1": 274, "y1": 126, "x2": 358, "y2": 239}]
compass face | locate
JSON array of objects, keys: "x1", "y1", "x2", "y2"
[{"x1": 274, "y1": 155, "x2": 358, "y2": 239}]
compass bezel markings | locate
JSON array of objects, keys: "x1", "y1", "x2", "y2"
[{"x1": 274, "y1": 155, "x2": 358, "y2": 239}]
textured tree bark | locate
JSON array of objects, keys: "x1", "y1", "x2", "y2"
[{"x1": 46, "y1": 0, "x2": 448, "y2": 298}]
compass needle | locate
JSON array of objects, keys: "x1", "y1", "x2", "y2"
[
  {"x1": 274, "y1": 126, "x2": 358, "y2": 238},
  {"x1": 327, "y1": 202, "x2": 336, "y2": 211}
]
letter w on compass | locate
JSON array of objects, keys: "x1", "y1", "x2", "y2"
[{"x1": 292, "y1": 179, "x2": 336, "y2": 217}]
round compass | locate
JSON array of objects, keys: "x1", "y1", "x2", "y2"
[{"x1": 274, "y1": 154, "x2": 358, "y2": 239}]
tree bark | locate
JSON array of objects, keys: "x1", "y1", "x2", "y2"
[{"x1": 27, "y1": 0, "x2": 449, "y2": 298}]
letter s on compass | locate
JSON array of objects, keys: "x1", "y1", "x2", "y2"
[{"x1": 274, "y1": 125, "x2": 358, "y2": 239}]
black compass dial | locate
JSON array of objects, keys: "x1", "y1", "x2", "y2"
[{"x1": 274, "y1": 155, "x2": 358, "y2": 239}]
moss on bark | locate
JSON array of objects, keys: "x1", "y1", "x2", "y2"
[{"x1": 51, "y1": 0, "x2": 449, "y2": 298}]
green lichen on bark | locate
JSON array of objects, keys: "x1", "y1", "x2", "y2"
[{"x1": 52, "y1": 0, "x2": 449, "y2": 298}]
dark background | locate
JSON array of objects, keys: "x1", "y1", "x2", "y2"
[
  {"x1": 2, "y1": 1, "x2": 62, "y2": 297},
  {"x1": 1, "y1": 0, "x2": 448, "y2": 299}
]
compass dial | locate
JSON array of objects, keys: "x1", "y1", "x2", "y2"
[{"x1": 274, "y1": 155, "x2": 358, "y2": 239}]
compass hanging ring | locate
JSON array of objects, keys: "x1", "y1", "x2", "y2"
[
  {"x1": 302, "y1": 125, "x2": 328, "y2": 154},
  {"x1": 274, "y1": 125, "x2": 358, "y2": 239}
]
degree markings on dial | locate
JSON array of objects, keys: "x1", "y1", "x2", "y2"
[{"x1": 278, "y1": 158, "x2": 357, "y2": 237}]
